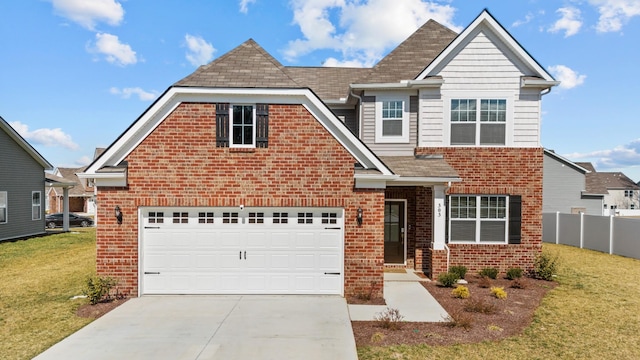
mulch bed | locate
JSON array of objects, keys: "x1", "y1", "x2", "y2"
[
  {"x1": 76, "y1": 298, "x2": 129, "y2": 319},
  {"x1": 351, "y1": 275, "x2": 556, "y2": 347}
]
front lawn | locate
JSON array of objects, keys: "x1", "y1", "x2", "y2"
[
  {"x1": 358, "y1": 244, "x2": 640, "y2": 359},
  {"x1": 0, "y1": 229, "x2": 96, "y2": 360}
]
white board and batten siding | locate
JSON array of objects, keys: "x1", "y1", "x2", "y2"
[
  {"x1": 139, "y1": 207, "x2": 344, "y2": 295},
  {"x1": 419, "y1": 26, "x2": 543, "y2": 148}
]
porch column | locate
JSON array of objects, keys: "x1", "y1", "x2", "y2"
[
  {"x1": 433, "y1": 185, "x2": 446, "y2": 250},
  {"x1": 62, "y1": 187, "x2": 69, "y2": 231}
]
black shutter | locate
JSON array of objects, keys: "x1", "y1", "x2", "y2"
[
  {"x1": 256, "y1": 104, "x2": 269, "y2": 148},
  {"x1": 509, "y1": 195, "x2": 522, "y2": 244},
  {"x1": 216, "y1": 103, "x2": 229, "y2": 147}
]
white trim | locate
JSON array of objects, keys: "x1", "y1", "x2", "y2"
[
  {"x1": 0, "y1": 191, "x2": 7, "y2": 224},
  {"x1": 229, "y1": 104, "x2": 257, "y2": 148},
  {"x1": 351, "y1": 78, "x2": 444, "y2": 90},
  {"x1": 384, "y1": 199, "x2": 407, "y2": 265},
  {"x1": 416, "y1": 10, "x2": 556, "y2": 82},
  {"x1": 82, "y1": 87, "x2": 393, "y2": 183},
  {"x1": 32, "y1": 191, "x2": 42, "y2": 221}
]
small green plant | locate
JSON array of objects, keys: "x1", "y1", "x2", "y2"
[
  {"x1": 491, "y1": 286, "x2": 508, "y2": 300},
  {"x1": 463, "y1": 298, "x2": 497, "y2": 314},
  {"x1": 437, "y1": 272, "x2": 459, "y2": 287},
  {"x1": 451, "y1": 285, "x2": 470, "y2": 299},
  {"x1": 479, "y1": 267, "x2": 499, "y2": 279},
  {"x1": 449, "y1": 265, "x2": 468, "y2": 279},
  {"x1": 532, "y1": 252, "x2": 558, "y2": 281},
  {"x1": 83, "y1": 276, "x2": 117, "y2": 305},
  {"x1": 506, "y1": 267, "x2": 524, "y2": 280},
  {"x1": 487, "y1": 324, "x2": 504, "y2": 332},
  {"x1": 444, "y1": 308, "x2": 473, "y2": 330},
  {"x1": 375, "y1": 307, "x2": 404, "y2": 330}
]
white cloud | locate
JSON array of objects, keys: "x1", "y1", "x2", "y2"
[
  {"x1": 283, "y1": 0, "x2": 460, "y2": 66},
  {"x1": 512, "y1": 13, "x2": 534, "y2": 28},
  {"x1": 110, "y1": 87, "x2": 158, "y2": 101},
  {"x1": 51, "y1": 0, "x2": 124, "y2": 30},
  {"x1": 239, "y1": 0, "x2": 256, "y2": 14},
  {"x1": 548, "y1": 65, "x2": 586, "y2": 89},
  {"x1": 90, "y1": 33, "x2": 137, "y2": 66},
  {"x1": 185, "y1": 34, "x2": 215, "y2": 67},
  {"x1": 322, "y1": 57, "x2": 369, "y2": 67},
  {"x1": 9, "y1": 121, "x2": 79, "y2": 150},
  {"x1": 565, "y1": 139, "x2": 640, "y2": 170},
  {"x1": 75, "y1": 156, "x2": 92, "y2": 166},
  {"x1": 589, "y1": 0, "x2": 640, "y2": 32},
  {"x1": 548, "y1": 7, "x2": 582, "y2": 37}
]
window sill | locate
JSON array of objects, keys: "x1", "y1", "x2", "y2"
[{"x1": 229, "y1": 147, "x2": 256, "y2": 153}]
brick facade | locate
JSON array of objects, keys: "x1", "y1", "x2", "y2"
[
  {"x1": 95, "y1": 102, "x2": 384, "y2": 297},
  {"x1": 416, "y1": 147, "x2": 543, "y2": 277}
]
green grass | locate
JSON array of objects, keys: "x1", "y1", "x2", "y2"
[
  {"x1": 359, "y1": 244, "x2": 640, "y2": 360},
  {"x1": 0, "y1": 228, "x2": 96, "y2": 360}
]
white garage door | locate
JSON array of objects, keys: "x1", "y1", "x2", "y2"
[{"x1": 140, "y1": 207, "x2": 344, "y2": 295}]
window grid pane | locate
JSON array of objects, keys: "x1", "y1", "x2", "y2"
[
  {"x1": 273, "y1": 212, "x2": 289, "y2": 224},
  {"x1": 232, "y1": 105, "x2": 253, "y2": 145},
  {"x1": 198, "y1": 212, "x2": 214, "y2": 224}
]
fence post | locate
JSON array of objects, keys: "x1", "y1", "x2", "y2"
[
  {"x1": 580, "y1": 212, "x2": 584, "y2": 249},
  {"x1": 555, "y1": 212, "x2": 560, "y2": 244},
  {"x1": 609, "y1": 215, "x2": 614, "y2": 255}
]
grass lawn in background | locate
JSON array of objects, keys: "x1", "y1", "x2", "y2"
[
  {"x1": 0, "y1": 228, "x2": 96, "y2": 360},
  {"x1": 358, "y1": 243, "x2": 640, "y2": 360}
]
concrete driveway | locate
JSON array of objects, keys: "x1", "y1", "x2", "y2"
[{"x1": 34, "y1": 295, "x2": 358, "y2": 360}]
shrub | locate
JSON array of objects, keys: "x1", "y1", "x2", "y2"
[
  {"x1": 510, "y1": 278, "x2": 528, "y2": 289},
  {"x1": 449, "y1": 265, "x2": 468, "y2": 279},
  {"x1": 506, "y1": 267, "x2": 524, "y2": 280},
  {"x1": 451, "y1": 285, "x2": 470, "y2": 299},
  {"x1": 531, "y1": 252, "x2": 558, "y2": 281},
  {"x1": 444, "y1": 308, "x2": 473, "y2": 330},
  {"x1": 479, "y1": 267, "x2": 499, "y2": 279},
  {"x1": 464, "y1": 298, "x2": 497, "y2": 314},
  {"x1": 84, "y1": 276, "x2": 117, "y2": 305},
  {"x1": 437, "y1": 272, "x2": 459, "y2": 287},
  {"x1": 477, "y1": 276, "x2": 492, "y2": 288},
  {"x1": 375, "y1": 307, "x2": 404, "y2": 330},
  {"x1": 491, "y1": 286, "x2": 508, "y2": 300},
  {"x1": 370, "y1": 332, "x2": 385, "y2": 343}
]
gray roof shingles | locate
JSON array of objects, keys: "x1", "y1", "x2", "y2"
[{"x1": 380, "y1": 156, "x2": 459, "y2": 179}]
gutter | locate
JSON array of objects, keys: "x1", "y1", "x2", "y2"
[{"x1": 350, "y1": 78, "x2": 444, "y2": 90}]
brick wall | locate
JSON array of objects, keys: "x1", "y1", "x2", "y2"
[
  {"x1": 96, "y1": 102, "x2": 385, "y2": 297},
  {"x1": 416, "y1": 147, "x2": 543, "y2": 277}
]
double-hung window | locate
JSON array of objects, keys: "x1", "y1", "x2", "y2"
[
  {"x1": 450, "y1": 98, "x2": 506, "y2": 145},
  {"x1": 0, "y1": 191, "x2": 7, "y2": 223},
  {"x1": 449, "y1": 195, "x2": 508, "y2": 243},
  {"x1": 231, "y1": 105, "x2": 255, "y2": 147},
  {"x1": 375, "y1": 95, "x2": 409, "y2": 143},
  {"x1": 32, "y1": 191, "x2": 41, "y2": 220}
]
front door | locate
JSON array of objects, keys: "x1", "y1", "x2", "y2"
[{"x1": 384, "y1": 201, "x2": 405, "y2": 264}]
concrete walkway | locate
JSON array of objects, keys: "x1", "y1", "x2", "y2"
[{"x1": 348, "y1": 271, "x2": 450, "y2": 322}]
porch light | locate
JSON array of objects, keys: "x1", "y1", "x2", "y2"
[
  {"x1": 357, "y1": 207, "x2": 363, "y2": 226},
  {"x1": 115, "y1": 205, "x2": 123, "y2": 224}
]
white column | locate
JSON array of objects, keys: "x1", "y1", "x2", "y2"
[
  {"x1": 63, "y1": 187, "x2": 70, "y2": 231},
  {"x1": 433, "y1": 185, "x2": 447, "y2": 250}
]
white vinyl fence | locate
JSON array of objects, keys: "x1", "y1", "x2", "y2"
[{"x1": 543, "y1": 212, "x2": 640, "y2": 260}]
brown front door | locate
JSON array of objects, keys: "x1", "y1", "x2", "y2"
[{"x1": 384, "y1": 201, "x2": 405, "y2": 264}]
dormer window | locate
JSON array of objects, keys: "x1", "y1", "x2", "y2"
[
  {"x1": 450, "y1": 98, "x2": 507, "y2": 146},
  {"x1": 375, "y1": 95, "x2": 409, "y2": 143}
]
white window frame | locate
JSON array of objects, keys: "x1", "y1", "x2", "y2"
[
  {"x1": 229, "y1": 104, "x2": 256, "y2": 148},
  {"x1": 445, "y1": 92, "x2": 513, "y2": 147},
  {"x1": 374, "y1": 94, "x2": 410, "y2": 143},
  {"x1": 0, "y1": 191, "x2": 7, "y2": 224},
  {"x1": 448, "y1": 195, "x2": 509, "y2": 244},
  {"x1": 32, "y1": 191, "x2": 41, "y2": 220}
]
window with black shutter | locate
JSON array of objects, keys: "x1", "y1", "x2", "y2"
[{"x1": 216, "y1": 103, "x2": 268, "y2": 148}]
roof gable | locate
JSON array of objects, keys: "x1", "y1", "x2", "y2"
[
  {"x1": 416, "y1": 10, "x2": 556, "y2": 83},
  {"x1": 175, "y1": 39, "x2": 299, "y2": 88},
  {"x1": 0, "y1": 116, "x2": 52, "y2": 170}
]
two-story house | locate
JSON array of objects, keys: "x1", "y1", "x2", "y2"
[
  {"x1": 577, "y1": 162, "x2": 640, "y2": 214},
  {"x1": 80, "y1": 10, "x2": 558, "y2": 299}
]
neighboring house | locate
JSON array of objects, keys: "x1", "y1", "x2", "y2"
[
  {"x1": 576, "y1": 162, "x2": 640, "y2": 214},
  {"x1": 543, "y1": 150, "x2": 604, "y2": 215},
  {"x1": 47, "y1": 167, "x2": 96, "y2": 215},
  {"x1": 80, "y1": 10, "x2": 558, "y2": 298},
  {"x1": 0, "y1": 116, "x2": 53, "y2": 241}
]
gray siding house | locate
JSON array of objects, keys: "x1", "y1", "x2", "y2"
[
  {"x1": 0, "y1": 116, "x2": 53, "y2": 241},
  {"x1": 543, "y1": 149, "x2": 604, "y2": 215}
]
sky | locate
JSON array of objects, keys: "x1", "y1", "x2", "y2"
[{"x1": 1, "y1": 0, "x2": 640, "y2": 180}]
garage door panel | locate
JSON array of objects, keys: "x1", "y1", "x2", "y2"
[{"x1": 141, "y1": 207, "x2": 343, "y2": 295}]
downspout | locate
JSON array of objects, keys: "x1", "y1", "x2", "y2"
[{"x1": 350, "y1": 89, "x2": 363, "y2": 139}]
